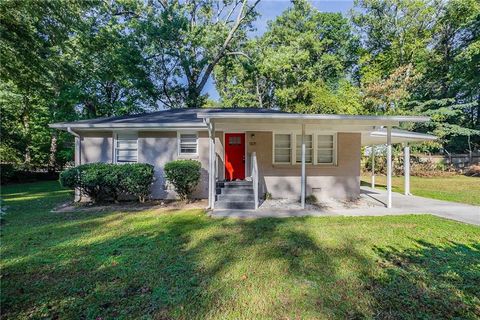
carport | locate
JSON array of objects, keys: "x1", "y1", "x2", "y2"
[{"x1": 362, "y1": 128, "x2": 437, "y2": 208}]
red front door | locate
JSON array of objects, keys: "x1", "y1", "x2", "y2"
[{"x1": 225, "y1": 133, "x2": 245, "y2": 181}]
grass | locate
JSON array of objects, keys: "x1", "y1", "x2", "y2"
[
  {"x1": 361, "y1": 174, "x2": 480, "y2": 205},
  {"x1": 1, "y1": 181, "x2": 480, "y2": 319}
]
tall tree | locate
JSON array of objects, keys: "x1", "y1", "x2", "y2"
[
  {"x1": 215, "y1": 0, "x2": 362, "y2": 113},
  {"x1": 0, "y1": 0, "x2": 92, "y2": 167},
  {"x1": 142, "y1": 0, "x2": 260, "y2": 108}
]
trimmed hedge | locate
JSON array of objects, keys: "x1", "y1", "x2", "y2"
[
  {"x1": 164, "y1": 160, "x2": 201, "y2": 200},
  {"x1": 59, "y1": 163, "x2": 154, "y2": 203}
]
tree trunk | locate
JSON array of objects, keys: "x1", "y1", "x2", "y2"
[
  {"x1": 22, "y1": 95, "x2": 31, "y2": 168},
  {"x1": 48, "y1": 132, "x2": 58, "y2": 172}
]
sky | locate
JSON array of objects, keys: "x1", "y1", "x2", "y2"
[{"x1": 203, "y1": 0, "x2": 355, "y2": 101}]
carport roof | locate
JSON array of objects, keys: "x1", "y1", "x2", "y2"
[{"x1": 361, "y1": 128, "x2": 437, "y2": 146}]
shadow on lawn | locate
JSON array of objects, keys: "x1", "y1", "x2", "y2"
[
  {"x1": 2, "y1": 183, "x2": 479, "y2": 319},
  {"x1": 370, "y1": 240, "x2": 480, "y2": 319},
  {"x1": 2, "y1": 209, "x2": 373, "y2": 319}
]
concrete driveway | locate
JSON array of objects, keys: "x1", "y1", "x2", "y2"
[{"x1": 212, "y1": 187, "x2": 480, "y2": 226}]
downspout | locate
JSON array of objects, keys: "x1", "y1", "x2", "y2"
[
  {"x1": 67, "y1": 127, "x2": 82, "y2": 202},
  {"x1": 67, "y1": 127, "x2": 81, "y2": 166}
]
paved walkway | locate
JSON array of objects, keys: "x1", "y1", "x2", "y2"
[{"x1": 212, "y1": 187, "x2": 480, "y2": 225}]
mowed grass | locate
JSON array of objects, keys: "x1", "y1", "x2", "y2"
[
  {"x1": 361, "y1": 174, "x2": 480, "y2": 205},
  {"x1": 1, "y1": 181, "x2": 480, "y2": 319}
]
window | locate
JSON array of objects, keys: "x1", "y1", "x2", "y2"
[
  {"x1": 274, "y1": 134, "x2": 291, "y2": 163},
  {"x1": 296, "y1": 134, "x2": 313, "y2": 163},
  {"x1": 115, "y1": 133, "x2": 138, "y2": 163},
  {"x1": 179, "y1": 133, "x2": 198, "y2": 155},
  {"x1": 317, "y1": 134, "x2": 335, "y2": 164},
  {"x1": 228, "y1": 135, "x2": 241, "y2": 145}
]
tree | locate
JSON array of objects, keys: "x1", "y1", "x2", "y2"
[
  {"x1": 215, "y1": 0, "x2": 361, "y2": 113},
  {"x1": 353, "y1": 0, "x2": 437, "y2": 77},
  {"x1": 0, "y1": 0, "x2": 91, "y2": 168},
  {"x1": 141, "y1": 0, "x2": 260, "y2": 108}
]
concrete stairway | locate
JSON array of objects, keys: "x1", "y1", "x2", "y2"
[{"x1": 215, "y1": 180, "x2": 255, "y2": 210}]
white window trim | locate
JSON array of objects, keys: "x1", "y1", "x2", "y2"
[
  {"x1": 314, "y1": 133, "x2": 337, "y2": 166},
  {"x1": 113, "y1": 131, "x2": 139, "y2": 164},
  {"x1": 177, "y1": 131, "x2": 199, "y2": 157},
  {"x1": 294, "y1": 134, "x2": 314, "y2": 164},
  {"x1": 272, "y1": 131, "x2": 294, "y2": 165},
  {"x1": 272, "y1": 131, "x2": 337, "y2": 166}
]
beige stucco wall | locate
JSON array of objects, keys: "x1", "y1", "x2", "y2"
[{"x1": 246, "y1": 131, "x2": 361, "y2": 200}]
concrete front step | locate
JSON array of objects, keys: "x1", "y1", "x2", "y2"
[
  {"x1": 215, "y1": 180, "x2": 255, "y2": 210},
  {"x1": 219, "y1": 188, "x2": 254, "y2": 195},
  {"x1": 215, "y1": 201, "x2": 255, "y2": 210},
  {"x1": 216, "y1": 194, "x2": 254, "y2": 202},
  {"x1": 216, "y1": 180, "x2": 252, "y2": 187}
]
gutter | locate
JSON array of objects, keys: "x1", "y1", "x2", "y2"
[
  {"x1": 67, "y1": 127, "x2": 80, "y2": 138},
  {"x1": 197, "y1": 113, "x2": 430, "y2": 123}
]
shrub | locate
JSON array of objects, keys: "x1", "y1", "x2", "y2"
[
  {"x1": 119, "y1": 164, "x2": 155, "y2": 202},
  {"x1": 164, "y1": 160, "x2": 201, "y2": 200},
  {"x1": 305, "y1": 194, "x2": 318, "y2": 204},
  {"x1": 59, "y1": 163, "x2": 155, "y2": 203}
]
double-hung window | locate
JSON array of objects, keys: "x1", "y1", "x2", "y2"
[
  {"x1": 296, "y1": 134, "x2": 313, "y2": 164},
  {"x1": 115, "y1": 133, "x2": 138, "y2": 163},
  {"x1": 273, "y1": 132, "x2": 336, "y2": 165},
  {"x1": 178, "y1": 132, "x2": 198, "y2": 155},
  {"x1": 274, "y1": 134, "x2": 291, "y2": 164},
  {"x1": 317, "y1": 134, "x2": 335, "y2": 164}
]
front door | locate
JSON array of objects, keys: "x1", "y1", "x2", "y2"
[{"x1": 225, "y1": 133, "x2": 245, "y2": 181}]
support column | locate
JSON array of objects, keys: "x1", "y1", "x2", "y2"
[
  {"x1": 371, "y1": 145, "x2": 375, "y2": 189},
  {"x1": 386, "y1": 126, "x2": 392, "y2": 208},
  {"x1": 301, "y1": 123, "x2": 306, "y2": 209},
  {"x1": 207, "y1": 121, "x2": 213, "y2": 209},
  {"x1": 404, "y1": 143, "x2": 410, "y2": 195},
  {"x1": 209, "y1": 122, "x2": 216, "y2": 209}
]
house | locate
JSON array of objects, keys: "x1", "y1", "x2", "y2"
[{"x1": 50, "y1": 108, "x2": 436, "y2": 210}]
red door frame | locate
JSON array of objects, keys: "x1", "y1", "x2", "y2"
[{"x1": 224, "y1": 133, "x2": 246, "y2": 181}]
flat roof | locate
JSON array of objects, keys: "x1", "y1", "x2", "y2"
[
  {"x1": 50, "y1": 108, "x2": 430, "y2": 130},
  {"x1": 198, "y1": 112, "x2": 429, "y2": 123}
]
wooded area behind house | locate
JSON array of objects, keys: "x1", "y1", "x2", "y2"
[{"x1": 1, "y1": 0, "x2": 479, "y2": 171}]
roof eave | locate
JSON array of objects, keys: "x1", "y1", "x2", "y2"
[
  {"x1": 197, "y1": 113, "x2": 430, "y2": 123},
  {"x1": 49, "y1": 122, "x2": 207, "y2": 130}
]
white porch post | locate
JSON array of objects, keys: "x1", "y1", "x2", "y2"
[
  {"x1": 207, "y1": 120, "x2": 212, "y2": 209},
  {"x1": 386, "y1": 126, "x2": 392, "y2": 208},
  {"x1": 301, "y1": 123, "x2": 306, "y2": 209},
  {"x1": 404, "y1": 143, "x2": 411, "y2": 195},
  {"x1": 210, "y1": 122, "x2": 216, "y2": 209},
  {"x1": 207, "y1": 120, "x2": 216, "y2": 209},
  {"x1": 371, "y1": 145, "x2": 375, "y2": 189}
]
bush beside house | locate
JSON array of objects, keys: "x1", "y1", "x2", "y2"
[
  {"x1": 59, "y1": 163, "x2": 154, "y2": 203},
  {"x1": 164, "y1": 160, "x2": 201, "y2": 200}
]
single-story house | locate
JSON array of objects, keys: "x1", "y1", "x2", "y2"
[{"x1": 50, "y1": 108, "x2": 436, "y2": 210}]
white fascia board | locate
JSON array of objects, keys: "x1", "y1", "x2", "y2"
[
  {"x1": 49, "y1": 122, "x2": 207, "y2": 130},
  {"x1": 197, "y1": 113, "x2": 430, "y2": 123},
  {"x1": 371, "y1": 130, "x2": 437, "y2": 141}
]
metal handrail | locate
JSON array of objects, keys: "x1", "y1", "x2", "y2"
[{"x1": 251, "y1": 152, "x2": 259, "y2": 209}]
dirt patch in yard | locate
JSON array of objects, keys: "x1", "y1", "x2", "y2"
[{"x1": 52, "y1": 199, "x2": 208, "y2": 213}]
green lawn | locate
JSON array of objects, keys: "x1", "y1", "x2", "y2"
[
  {"x1": 361, "y1": 174, "x2": 480, "y2": 205},
  {"x1": 1, "y1": 181, "x2": 479, "y2": 319}
]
